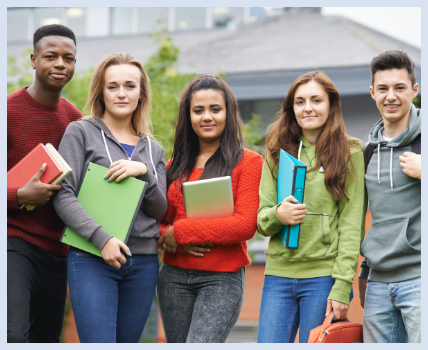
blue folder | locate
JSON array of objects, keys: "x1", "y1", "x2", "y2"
[{"x1": 277, "y1": 149, "x2": 307, "y2": 249}]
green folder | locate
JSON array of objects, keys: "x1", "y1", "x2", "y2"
[{"x1": 60, "y1": 162, "x2": 147, "y2": 257}]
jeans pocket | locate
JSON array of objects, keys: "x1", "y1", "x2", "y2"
[
  {"x1": 148, "y1": 254, "x2": 159, "y2": 262},
  {"x1": 74, "y1": 249, "x2": 98, "y2": 258}
]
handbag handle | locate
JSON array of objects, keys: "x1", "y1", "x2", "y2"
[{"x1": 322, "y1": 311, "x2": 350, "y2": 326}]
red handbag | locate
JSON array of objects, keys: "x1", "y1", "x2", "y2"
[{"x1": 308, "y1": 311, "x2": 363, "y2": 343}]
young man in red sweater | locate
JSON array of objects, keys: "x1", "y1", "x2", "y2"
[{"x1": 7, "y1": 24, "x2": 82, "y2": 343}]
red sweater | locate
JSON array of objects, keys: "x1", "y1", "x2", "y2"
[
  {"x1": 160, "y1": 149, "x2": 263, "y2": 272},
  {"x1": 7, "y1": 87, "x2": 82, "y2": 256}
]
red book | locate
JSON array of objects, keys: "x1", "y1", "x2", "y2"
[{"x1": 7, "y1": 144, "x2": 63, "y2": 208}]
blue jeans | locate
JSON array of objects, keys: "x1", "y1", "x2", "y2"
[
  {"x1": 363, "y1": 277, "x2": 421, "y2": 343},
  {"x1": 67, "y1": 247, "x2": 159, "y2": 343},
  {"x1": 156, "y1": 263, "x2": 245, "y2": 343},
  {"x1": 257, "y1": 275, "x2": 352, "y2": 343}
]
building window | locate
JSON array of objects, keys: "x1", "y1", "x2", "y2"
[
  {"x1": 7, "y1": 8, "x2": 31, "y2": 42},
  {"x1": 249, "y1": 7, "x2": 284, "y2": 22},
  {"x1": 212, "y1": 7, "x2": 245, "y2": 29},
  {"x1": 175, "y1": 7, "x2": 206, "y2": 31},
  {"x1": 111, "y1": 7, "x2": 133, "y2": 36},
  {"x1": 138, "y1": 7, "x2": 169, "y2": 33},
  {"x1": 34, "y1": 7, "x2": 64, "y2": 28},
  {"x1": 66, "y1": 8, "x2": 86, "y2": 37}
]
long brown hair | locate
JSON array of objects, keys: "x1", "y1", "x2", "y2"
[
  {"x1": 83, "y1": 52, "x2": 154, "y2": 138},
  {"x1": 167, "y1": 74, "x2": 243, "y2": 191},
  {"x1": 266, "y1": 71, "x2": 361, "y2": 201}
]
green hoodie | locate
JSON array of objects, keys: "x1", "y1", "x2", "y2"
[{"x1": 257, "y1": 136, "x2": 366, "y2": 304}]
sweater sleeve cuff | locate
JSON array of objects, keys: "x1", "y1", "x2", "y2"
[
  {"x1": 328, "y1": 279, "x2": 352, "y2": 305},
  {"x1": 7, "y1": 187, "x2": 20, "y2": 209},
  {"x1": 137, "y1": 165, "x2": 155, "y2": 185},
  {"x1": 172, "y1": 220, "x2": 187, "y2": 245},
  {"x1": 91, "y1": 227, "x2": 113, "y2": 251},
  {"x1": 269, "y1": 204, "x2": 287, "y2": 229}
]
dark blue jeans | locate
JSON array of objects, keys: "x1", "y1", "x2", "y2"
[
  {"x1": 257, "y1": 275, "x2": 353, "y2": 343},
  {"x1": 68, "y1": 247, "x2": 159, "y2": 343},
  {"x1": 156, "y1": 263, "x2": 245, "y2": 343}
]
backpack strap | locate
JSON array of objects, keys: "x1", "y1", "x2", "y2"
[
  {"x1": 412, "y1": 134, "x2": 421, "y2": 154},
  {"x1": 364, "y1": 143, "x2": 376, "y2": 174},
  {"x1": 365, "y1": 134, "x2": 421, "y2": 173}
]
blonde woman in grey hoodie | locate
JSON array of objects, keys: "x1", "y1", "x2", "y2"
[{"x1": 53, "y1": 53, "x2": 167, "y2": 343}]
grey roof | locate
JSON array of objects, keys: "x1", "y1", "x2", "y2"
[
  {"x1": 176, "y1": 13, "x2": 421, "y2": 74},
  {"x1": 7, "y1": 11, "x2": 421, "y2": 99}
]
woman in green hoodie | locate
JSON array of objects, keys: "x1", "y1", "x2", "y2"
[{"x1": 257, "y1": 71, "x2": 365, "y2": 343}]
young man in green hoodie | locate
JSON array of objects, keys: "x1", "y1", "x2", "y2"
[{"x1": 359, "y1": 50, "x2": 421, "y2": 343}]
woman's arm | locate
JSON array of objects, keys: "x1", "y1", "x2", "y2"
[
  {"x1": 53, "y1": 122, "x2": 113, "y2": 251},
  {"x1": 328, "y1": 148, "x2": 366, "y2": 305},
  {"x1": 137, "y1": 146, "x2": 168, "y2": 221},
  {"x1": 172, "y1": 152, "x2": 263, "y2": 245}
]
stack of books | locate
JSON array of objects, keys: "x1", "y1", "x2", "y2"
[{"x1": 7, "y1": 143, "x2": 72, "y2": 211}]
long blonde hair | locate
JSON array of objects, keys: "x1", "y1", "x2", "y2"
[{"x1": 83, "y1": 52, "x2": 154, "y2": 138}]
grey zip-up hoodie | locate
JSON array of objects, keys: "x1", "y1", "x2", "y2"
[
  {"x1": 359, "y1": 104, "x2": 421, "y2": 282},
  {"x1": 53, "y1": 117, "x2": 167, "y2": 255}
]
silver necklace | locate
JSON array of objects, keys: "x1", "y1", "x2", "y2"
[{"x1": 197, "y1": 157, "x2": 204, "y2": 169}]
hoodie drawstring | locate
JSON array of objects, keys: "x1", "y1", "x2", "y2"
[
  {"x1": 101, "y1": 130, "x2": 158, "y2": 182},
  {"x1": 376, "y1": 143, "x2": 394, "y2": 190},
  {"x1": 147, "y1": 135, "x2": 158, "y2": 181},
  {"x1": 101, "y1": 130, "x2": 113, "y2": 164},
  {"x1": 377, "y1": 144, "x2": 380, "y2": 184},
  {"x1": 390, "y1": 147, "x2": 394, "y2": 190},
  {"x1": 298, "y1": 140, "x2": 303, "y2": 161}
]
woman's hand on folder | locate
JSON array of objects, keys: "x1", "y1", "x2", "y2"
[
  {"x1": 17, "y1": 163, "x2": 61, "y2": 206},
  {"x1": 101, "y1": 237, "x2": 131, "y2": 269},
  {"x1": 276, "y1": 195, "x2": 306, "y2": 225},
  {"x1": 104, "y1": 160, "x2": 148, "y2": 183}
]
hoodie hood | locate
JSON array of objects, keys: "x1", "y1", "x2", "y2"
[
  {"x1": 367, "y1": 104, "x2": 421, "y2": 190},
  {"x1": 368, "y1": 104, "x2": 421, "y2": 148}
]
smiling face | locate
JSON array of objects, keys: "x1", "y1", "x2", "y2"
[
  {"x1": 31, "y1": 35, "x2": 76, "y2": 91},
  {"x1": 190, "y1": 89, "x2": 227, "y2": 145},
  {"x1": 370, "y1": 68, "x2": 419, "y2": 126},
  {"x1": 102, "y1": 64, "x2": 142, "y2": 120},
  {"x1": 293, "y1": 80, "x2": 330, "y2": 139}
]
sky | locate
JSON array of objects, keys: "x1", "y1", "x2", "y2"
[{"x1": 322, "y1": 7, "x2": 421, "y2": 48}]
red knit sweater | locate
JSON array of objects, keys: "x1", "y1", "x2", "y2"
[
  {"x1": 160, "y1": 149, "x2": 263, "y2": 272},
  {"x1": 7, "y1": 87, "x2": 82, "y2": 256}
]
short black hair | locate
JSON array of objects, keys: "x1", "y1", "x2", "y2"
[
  {"x1": 33, "y1": 24, "x2": 76, "y2": 51},
  {"x1": 370, "y1": 50, "x2": 416, "y2": 86}
]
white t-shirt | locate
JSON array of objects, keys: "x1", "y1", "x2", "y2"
[{"x1": 382, "y1": 130, "x2": 394, "y2": 142}]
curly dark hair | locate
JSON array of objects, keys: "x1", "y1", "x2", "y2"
[{"x1": 33, "y1": 24, "x2": 76, "y2": 50}]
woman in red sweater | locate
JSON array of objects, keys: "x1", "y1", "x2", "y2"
[{"x1": 157, "y1": 74, "x2": 263, "y2": 343}]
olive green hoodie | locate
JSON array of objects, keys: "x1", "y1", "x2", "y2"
[{"x1": 257, "y1": 136, "x2": 366, "y2": 304}]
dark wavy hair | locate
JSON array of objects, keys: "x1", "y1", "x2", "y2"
[
  {"x1": 167, "y1": 74, "x2": 244, "y2": 191},
  {"x1": 266, "y1": 71, "x2": 361, "y2": 201}
]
